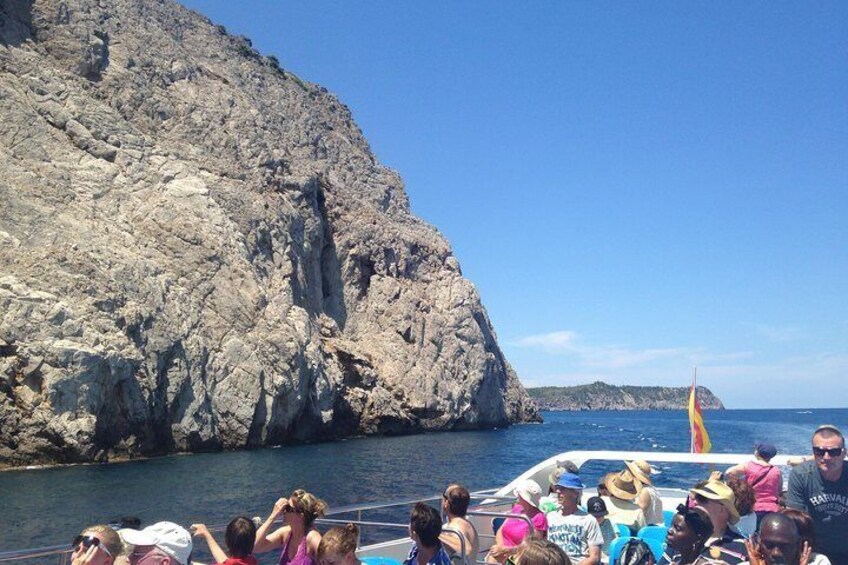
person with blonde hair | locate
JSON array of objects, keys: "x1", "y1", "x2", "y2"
[
  {"x1": 71, "y1": 524, "x2": 123, "y2": 565},
  {"x1": 511, "y1": 539, "x2": 571, "y2": 565},
  {"x1": 316, "y1": 524, "x2": 362, "y2": 565},
  {"x1": 254, "y1": 488, "x2": 328, "y2": 565},
  {"x1": 626, "y1": 460, "x2": 664, "y2": 526}
]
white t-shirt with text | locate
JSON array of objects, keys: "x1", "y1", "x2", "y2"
[{"x1": 546, "y1": 508, "x2": 603, "y2": 561}]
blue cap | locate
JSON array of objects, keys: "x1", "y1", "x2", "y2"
[
  {"x1": 556, "y1": 472, "x2": 585, "y2": 490},
  {"x1": 755, "y1": 443, "x2": 777, "y2": 460}
]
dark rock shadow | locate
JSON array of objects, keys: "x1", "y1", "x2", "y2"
[
  {"x1": 0, "y1": 0, "x2": 33, "y2": 47},
  {"x1": 315, "y1": 180, "x2": 347, "y2": 330}
]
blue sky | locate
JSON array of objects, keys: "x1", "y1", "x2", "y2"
[{"x1": 179, "y1": 1, "x2": 847, "y2": 408}]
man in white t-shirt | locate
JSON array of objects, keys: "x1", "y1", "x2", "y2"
[{"x1": 546, "y1": 472, "x2": 603, "y2": 565}]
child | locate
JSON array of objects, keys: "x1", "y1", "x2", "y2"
[
  {"x1": 586, "y1": 496, "x2": 617, "y2": 564},
  {"x1": 192, "y1": 517, "x2": 257, "y2": 565},
  {"x1": 316, "y1": 524, "x2": 362, "y2": 565},
  {"x1": 404, "y1": 502, "x2": 451, "y2": 565}
]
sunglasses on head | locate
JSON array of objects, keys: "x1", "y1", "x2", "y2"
[
  {"x1": 813, "y1": 446, "x2": 844, "y2": 458},
  {"x1": 72, "y1": 535, "x2": 112, "y2": 558},
  {"x1": 676, "y1": 503, "x2": 700, "y2": 516}
]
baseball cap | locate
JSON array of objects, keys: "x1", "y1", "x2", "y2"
[
  {"x1": 586, "y1": 496, "x2": 608, "y2": 516},
  {"x1": 556, "y1": 472, "x2": 586, "y2": 490},
  {"x1": 755, "y1": 443, "x2": 777, "y2": 461},
  {"x1": 119, "y1": 521, "x2": 192, "y2": 564}
]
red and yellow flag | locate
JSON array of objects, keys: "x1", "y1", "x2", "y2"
[{"x1": 688, "y1": 381, "x2": 711, "y2": 453}]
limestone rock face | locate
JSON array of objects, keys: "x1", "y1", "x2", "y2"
[{"x1": 0, "y1": 0, "x2": 538, "y2": 467}]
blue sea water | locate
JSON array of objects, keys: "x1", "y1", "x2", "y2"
[{"x1": 2, "y1": 408, "x2": 846, "y2": 558}]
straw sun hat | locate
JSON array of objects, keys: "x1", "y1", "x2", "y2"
[
  {"x1": 605, "y1": 470, "x2": 643, "y2": 500},
  {"x1": 691, "y1": 480, "x2": 740, "y2": 525},
  {"x1": 625, "y1": 460, "x2": 657, "y2": 485}
]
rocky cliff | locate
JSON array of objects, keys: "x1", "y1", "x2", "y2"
[
  {"x1": 0, "y1": 0, "x2": 538, "y2": 468},
  {"x1": 528, "y1": 381, "x2": 724, "y2": 411}
]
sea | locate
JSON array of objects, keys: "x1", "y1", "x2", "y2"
[{"x1": 2, "y1": 408, "x2": 846, "y2": 561}]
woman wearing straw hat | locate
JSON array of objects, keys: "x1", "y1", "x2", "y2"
[
  {"x1": 626, "y1": 460, "x2": 665, "y2": 526},
  {"x1": 602, "y1": 470, "x2": 647, "y2": 536}
]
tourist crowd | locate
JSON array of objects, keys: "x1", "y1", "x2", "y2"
[{"x1": 67, "y1": 424, "x2": 847, "y2": 565}]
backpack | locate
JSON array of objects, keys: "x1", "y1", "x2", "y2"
[{"x1": 618, "y1": 538, "x2": 655, "y2": 565}]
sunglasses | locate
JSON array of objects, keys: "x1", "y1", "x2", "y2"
[
  {"x1": 813, "y1": 446, "x2": 844, "y2": 458},
  {"x1": 676, "y1": 503, "x2": 703, "y2": 516},
  {"x1": 72, "y1": 535, "x2": 112, "y2": 558},
  {"x1": 692, "y1": 493, "x2": 711, "y2": 504}
]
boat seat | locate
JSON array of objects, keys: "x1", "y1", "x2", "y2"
[
  {"x1": 663, "y1": 509, "x2": 675, "y2": 528},
  {"x1": 361, "y1": 558, "x2": 403, "y2": 565},
  {"x1": 636, "y1": 525, "x2": 667, "y2": 541},
  {"x1": 613, "y1": 523, "x2": 631, "y2": 538},
  {"x1": 608, "y1": 536, "x2": 634, "y2": 564},
  {"x1": 641, "y1": 537, "x2": 666, "y2": 562}
]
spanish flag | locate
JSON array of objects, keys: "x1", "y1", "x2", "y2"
[{"x1": 688, "y1": 379, "x2": 711, "y2": 453}]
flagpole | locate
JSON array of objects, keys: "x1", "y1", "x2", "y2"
[{"x1": 690, "y1": 366, "x2": 696, "y2": 453}]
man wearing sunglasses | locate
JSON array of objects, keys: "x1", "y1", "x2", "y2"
[{"x1": 786, "y1": 424, "x2": 848, "y2": 564}]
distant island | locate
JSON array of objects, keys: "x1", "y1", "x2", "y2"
[{"x1": 527, "y1": 381, "x2": 725, "y2": 411}]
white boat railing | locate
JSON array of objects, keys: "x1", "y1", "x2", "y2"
[
  {"x1": 1, "y1": 450, "x2": 813, "y2": 565},
  {"x1": 0, "y1": 489, "x2": 514, "y2": 565}
]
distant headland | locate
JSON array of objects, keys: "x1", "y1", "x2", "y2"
[{"x1": 526, "y1": 381, "x2": 725, "y2": 411}]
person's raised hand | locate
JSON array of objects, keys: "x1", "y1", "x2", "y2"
[{"x1": 191, "y1": 524, "x2": 210, "y2": 538}]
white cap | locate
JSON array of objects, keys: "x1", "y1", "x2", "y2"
[{"x1": 119, "y1": 521, "x2": 192, "y2": 564}]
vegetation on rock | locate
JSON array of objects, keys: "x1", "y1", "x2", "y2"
[{"x1": 527, "y1": 381, "x2": 724, "y2": 411}]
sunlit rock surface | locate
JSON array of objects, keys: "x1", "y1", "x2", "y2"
[{"x1": 0, "y1": 0, "x2": 538, "y2": 467}]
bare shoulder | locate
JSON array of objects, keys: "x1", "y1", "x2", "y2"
[{"x1": 307, "y1": 529, "x2": 323, "y2": 549}]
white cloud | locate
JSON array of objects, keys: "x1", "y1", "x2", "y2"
[
  {"x1": 516, "y1": 345, "x2": 848, "y2": 409},
  {"x1": 513, "y1": 330, "x2": 698, "y2": 370},
  {"x1": 515, "y1": 330, "x2": 580, "y2": 351}
]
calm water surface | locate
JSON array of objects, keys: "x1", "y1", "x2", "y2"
[{"x1": 2, "y1": 408, "x2": 846, "y2": 558}]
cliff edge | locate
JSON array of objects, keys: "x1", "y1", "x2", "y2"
[{"x1": 0, "y1": 0, "x2": 538, "y2": 468}]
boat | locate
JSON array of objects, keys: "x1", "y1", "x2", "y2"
[{"x1": 2, "y1": 449, "x2": 804, "y2": 565}]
